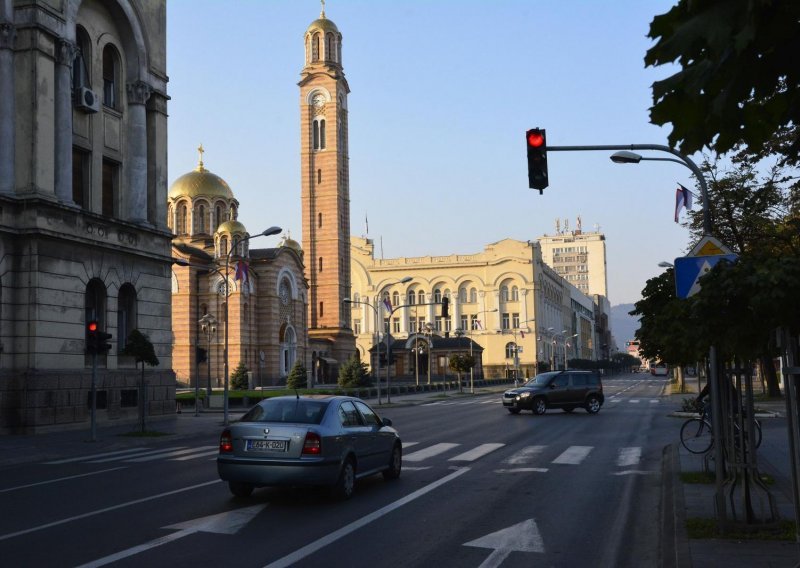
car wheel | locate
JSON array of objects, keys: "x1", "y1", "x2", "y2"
[
  {"x1": 507, "y1": 408, "x2": 521, "y2": 415},
  {"x1": 532, "y1": 397, "x2": 547, "y2": 415},
  {"x1": 383, "y1": 444, "x2": 402, "y2": 480},
  {"x1": 331, "y1": 457, "x2": 356, "y2": 500},
  {"x1": 562, "y1": 406, "x2": 575, "y2": 413},
  {"x1": 229, "y1": 481, "x2": 254, "y2": 498},
  {"x1": 585, "y1": 395, "x2": 601, "y2": 414}
]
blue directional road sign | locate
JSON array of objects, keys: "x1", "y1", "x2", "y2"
[{"x1": 674, "y1": 254, "x2": 738, "y2": 299}]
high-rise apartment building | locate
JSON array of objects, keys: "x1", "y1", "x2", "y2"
[{"x1": 537, "y1": 219, "x2": 608, "y2": 299}]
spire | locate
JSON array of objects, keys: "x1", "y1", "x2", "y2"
[
  {"x1": 196, "y1": 144, "x2": 206, "y2": 172},
  {"x1": 320, "y1": 0, "x2": 325, "y2": 18}
]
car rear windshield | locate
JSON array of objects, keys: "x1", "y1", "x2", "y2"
[{"x1": 240, "y1": 399, "x2": 329, "y2": 424}]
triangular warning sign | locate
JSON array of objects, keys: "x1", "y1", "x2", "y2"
[{"x1": 689, "y1": 235, "x2": 733, "y2": 257}]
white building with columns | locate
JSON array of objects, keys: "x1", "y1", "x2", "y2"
[{"x1": 0, "y1": 0, "x2": 174, "y2": 433}]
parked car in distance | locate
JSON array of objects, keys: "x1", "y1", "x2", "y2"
[
  {"x1": 217, "y1": 395, "x2": 401, "y2": 500},
  {"x1": 502, "y1": 370, "x2": 604, "y2": 415},
  {"x1": 650, "y1": 363, "x2": 668, "y2": 376}
]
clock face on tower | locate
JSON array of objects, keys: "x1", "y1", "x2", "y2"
[{"x1": 312, "y1": 93, "x2": 325, "y2": 109}]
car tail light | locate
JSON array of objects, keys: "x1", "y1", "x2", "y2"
[
  {"x1": 219, "y1": 429, "x2": 233, "y2": 453},
  {"x1": 302, "y1": 431, "x2": 322, "y2": 455}
]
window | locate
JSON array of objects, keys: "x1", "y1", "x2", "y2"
[
  {"x1": 459, "y1": 287, "x2": 467, "y2": 303},
  {"x1": 511, "y1": 286, "x2": 519, "y2": 301},
  {"x1": 434, "y1": 316, "x2": 442, "y2": 332},
  {"x1": 102, "y1": 160, "x2": 119, "y2": 218},
  {"x1": 470, "y1": 288, "x2": 477, "y2": 303},
  {"x1": 326, "y1": 32, "x2": 335, "y2": 62},
  {"x1": 317, "y1": 169, "x2": 322, "y2": 184},
  {"x1": 319, "y1": 302, "x2": 324, "y2": 318},
  {"x1": 502, "y1": 313, "x2": 510, "y2": 330},
  {"x1": 354, "y1": 401, "x2": 382, "y2": 427},
  {"x1": 393, "y1": 318, "x2": 400, "y2": 333},
  {"x1": 433, "y1": 289, "x2": 442, "y2": 303},
  {"x1": 409, "y1": 317, "x2": 417, "y2": 333},
  {"x1": 73, "y1": 26, "x2": 91, "y2": 90},
  {"x1": 445, "y1": 318, "x2": 452, "y2": 332},
  {"x1": 196, "y1": 204, "x2": 207, "y2": 233},
  {"x1": 383, "y1": 318, "x2": 390, "y2": 333},
  {"x1": 215, "y1": 205, "x2": 223, "y2": 230},
  {"x1": 512, "y1": 313, "x2": 520, "y2": 328},
  {"x1": 338, "y1": 401, "x2": 362, "y2": 427},
  {"x1": 470, "y1": 315, "x2": 479, "y2": 330},
  {"x1": 460, "y1": 315, "x2": 468, "y2": 331},
  {"x1": 312, "y1": 33, "x2": 320, "y2": 62},
  {"x1": 392, "y1": 291, "x2": 400, "y2": 307},
  {"x1": 408, "y1": 290, "x2": 416, "y2": 305},
  {"x1": 102, "y1": 45, "x2": 120, "y2": 110},
  {"x1": 117, "y1": 284, "x2": 137, "y2": 352},
  {"x1": 318, "y1": 257, "x2": 323, "y2": 272},
  {"x1": 313, "y1": 119, "x2": 327, "y2": 150},
  {"x1": 505, "y1": 343, "x2": 517, "y2": 359},
  {"x1": 418, "y1": 291, "x2": 426, "y2": 304},
  {"x1": 354, "y1": 319, "x2": 361, "y2": 334},
  {"x1": 500, "y1": 286, "x2": 509, "y2": 302}
]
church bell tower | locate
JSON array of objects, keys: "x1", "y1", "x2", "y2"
[{"x1": 299, "y1": 3, "x2": 355, "y2": 370}]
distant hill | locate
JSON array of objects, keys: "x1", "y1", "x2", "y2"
[{"x1": 611, "y1": 303, "x2": 640, "y2": 349}]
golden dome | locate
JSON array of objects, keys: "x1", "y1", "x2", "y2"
[
  {"x1": 280, "y1": 234, "x2": 303, "y2": 252},
  {"x1": 216, "y1": 219, "x2": 247, "y2": 235},
  {"x1": 307, "y1": 17, "x2": 338, "y2": 34},
  {"x1": 168, "y1": 146, "x2": 234, "y2": 201}
]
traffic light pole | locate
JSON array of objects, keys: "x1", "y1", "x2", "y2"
[{"x1": 90, "y1": 352, "x2": 98, "y2": 442}]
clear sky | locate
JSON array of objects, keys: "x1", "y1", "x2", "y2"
[{"x1": 167, "y1": 0, "x2": 695, "y2": 306}]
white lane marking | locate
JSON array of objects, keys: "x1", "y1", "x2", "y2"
[
  {"x1": 494, "y1": 468, "x2": 549, "y2": 474},
  {"x1": 505, "y1": 445, "x2": 546, "y2": 465},
  {"x1": 449, "y1": 443, "x2": 505, "y2": 462},
  {"x1": 465, "y1": 518, "x2": 544, "y2": 567},
  {"x1": 127, "y1": 446, "x2": 217, "y2": 463},
  {"x1": 0, "y1": 480, "x2": 220, "y2": 542},
  {"x1": 44, "y1": 448, "x2": 154, "y2": 464},
  {"x1": 0, "y1": 467, "x2": 127, "y2": 494},
  {"x1": 402, "y1": 466, "x2": 432, "y2": 471},
  {"x1": 263, "y1": 468, "x2": 471, "y2": 568},
  {"x1": 610, "y1": 399, "x2": 622, "y2": 403},
  {"x1": 172, "y1": 449, "x2": 220, "y2": 461},
  {"x1": 629, "y1": 400, "x2": 640, "y2": 404},
  {"x1": 402, "y1": 442, "x2": 420, "y2": 450},
  {"x1": 613, "y1": 470, "x2": 657, "y2": 476},
  {"x1": 650, "y1": 400, "x2": 660, "y2": 404},
  {"x1": 76, "y1": 504, "x2": 266, "y2": 568},
  {"x1": 616, "y1": 447, "x2": 642, "y2": 468},
  {"x1": 88, "y1": 447, "x2": 187, "y2": 463},
  {"x1": 404, "y1": 443, "x2": 460, "y2": 462},
  {"x1": 552, "y1": 446, "x2": 593, "y2": 465}
]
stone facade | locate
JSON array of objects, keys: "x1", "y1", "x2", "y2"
[
  {"x1": 350, "y1": 237, "x2": 601, "y2": 380},
  {"x1": 0, "y1": 0, "x2": 173, "y2": 433},
  {"x1": 299, "y1": 9, "x2": 356, "y2": 381}
]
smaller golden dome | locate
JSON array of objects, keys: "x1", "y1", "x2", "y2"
[
  {"x1": 216, "y1": 219, "x2": 247, "y2": 235},
  {"x1": 281, "y1": 234, "x2": 302, "y2": 252},
  {"x1": 168, "y1": 145, "x2": 234, "y2": 201}
]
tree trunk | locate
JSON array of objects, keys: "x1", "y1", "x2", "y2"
[{"x1": 760, "y1": 354, "x2": 781, "y2": 397}]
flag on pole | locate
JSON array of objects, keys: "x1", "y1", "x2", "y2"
[
  {"x1": 674, "y1": 183, "x2": 693, "y2": 223},
  {"x1": 383, "y1": 297, "x2": 392, "y2": 313},
  {"x1": 234, "y1": 260, "x2": 249, "y2": 285},
  {"x1": 475, "y1": 319, "x2": 483, "y2": 330},
  {"x1": 520, "y1": 330, "x2": 525, "y2": 339}
]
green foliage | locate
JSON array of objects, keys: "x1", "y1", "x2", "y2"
[
  {"x1": 338, "y1": 355, "x2": 370, "y2": 388},
  {"x1": 286, "y1": 360, "x2": 308, "y2": 390},
  {"x1": 230, "y1": 361, "x2": 250, "y2": 390},
  {"x1": 448, "y1": 353, "x2": 475, "y2": 375},
  {"x1": 645, "y1": 0, "x2": 800, "y2": 163},
  {"x1": 120, "y1": 329, "x2": 160, "y2": 367}
]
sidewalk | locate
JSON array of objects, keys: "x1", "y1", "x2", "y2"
[{"x1": 667, "y1": 392, "x2": 800, "y2": 567}]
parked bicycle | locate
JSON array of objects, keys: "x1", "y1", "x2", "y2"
[{"x1": 680, "y1": 403, "x2": 762, "y2": 454}]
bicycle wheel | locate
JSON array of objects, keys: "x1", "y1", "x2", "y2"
[{"x1": 680, "y1": 418, "x2": 714, "y2": 454}]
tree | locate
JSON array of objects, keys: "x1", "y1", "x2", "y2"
[
  {"x1": 448, "y1": 353, "x2": 475, "y2": 391},
  {"x1": 286, "y1": 360, "x2": 308, "y2": 390},
  {"x1": 120, "y1": 329, "x2": 160, "y2": 433},
  {"x1": 230, "y1": 361, "x2": 249, "y2": 391},
  {"x1": 645, "y1": 0, "x2": 800, "y2": 164},
  {"x1": 338, "y1": 354, "x2": 370, "y2": 389}
]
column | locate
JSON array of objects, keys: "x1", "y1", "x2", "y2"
[
  {"x1": 54, "y1": 38, "x2": 77, "y2": 202},
  {"x1": 521, "y1": 289, "x2": 530, "y2": 326},
  {"x1": 0, "y1": 22, "x2": 14, "y2": 194},
  {"x1": 126, "y1": 80, "x2": 151, "y2": 222}
]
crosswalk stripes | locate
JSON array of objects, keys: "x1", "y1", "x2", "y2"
[{"x1": 42, "y1": 440, "x2": 649, "y2": 474}]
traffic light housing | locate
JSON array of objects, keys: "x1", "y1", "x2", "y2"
[
  {"x1": 86, "y1": 320, "x2": 112, "y2": 354},
  {"x1": 526, "y1": 128, "x2": 548, "y2": 193}
]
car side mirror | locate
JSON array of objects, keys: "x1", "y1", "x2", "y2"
[{"x1": 382, "y1": 418, "x2": 393, "y2": 427}]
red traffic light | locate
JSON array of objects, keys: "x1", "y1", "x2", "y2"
[
  {"x1": 88, "y1": 321, "x2": 98, "y2": 332},
  {"x1": 527, "y1": 130, "x2": 545, "y2": 148}
]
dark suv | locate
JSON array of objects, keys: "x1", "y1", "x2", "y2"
[{"x1": 502, "y1": 370, "x2": 604, "y2": 415}]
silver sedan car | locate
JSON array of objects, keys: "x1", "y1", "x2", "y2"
[{"x1": 217, "y1": 395, "x2": 402, "y2": 499}]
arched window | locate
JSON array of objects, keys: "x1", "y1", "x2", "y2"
[
  {"x1": 319, "y1": 119, "x2": 326, "y2": 149},
  {"x1": 215, "y1": 205, "x2": 223, "y2": 230},
  {"x1": 511, "y1": 286, "x2": 519, "y2": 301},
  {"x1": 459, "y1": 287, "x2": 467, "y2": 303},
  {"x1": 392, "y1": 291, "x2": 400, "y2": 307},
  {"x1": 326, "y1": 32, "x2": 335, "y2": 61},
  {"x1": 197, "y1": 204, "x2": 207, "y2": 233},
  {"x1": 117, "y1": 284, "x2": 137, "y2": 352},
  {"x1": 219, "y1": 236, "x2": 228, "y2": 258},
  {"x1": 418, "y1": 290, "x2": 426, "y2": 304},
  {"x1": 433, "y1": 289, "x2": 442, "y2": 303},
  {"x1": 408, "y1": 290, "x2": 416, "y2": 305},
  {"x1": 500, "y1": 286, "x2": 509, "y2": 302},
  {"x1": 102, "y1": 44, "x2": 120, "y2": 110},
  {"x1": 177, "y1": 203, "x2": 188, "y2": 235},
  {"x1": 505, "y1": 343, "x2": 517, "y2": 359},
  {"x1": 312, "y1": 33, "x2": 320, "y2": 62},
  {"x1": 470, "y1": 288, "x2": 478, "y2": 303},
  {"x1": 73, "y1": 26, "x2": 91, "y2": 90}
]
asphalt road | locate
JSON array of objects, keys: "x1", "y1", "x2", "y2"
[{"x1": 0, "y1": 374, "x2": 677, "y2": 567}]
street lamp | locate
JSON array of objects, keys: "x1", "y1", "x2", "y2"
[
  {"x1": 222, "y1": 226, "x2": 282, "y2": 426},
  {"x1": 563, "y1": 333, "x2": 578, "y2": 369},
  {"x1": 198, "y1": 313, "x2": 217, "y2": 415},
  {"x1": 658, "y1": 261, "x2": 674, "y2": 268}
]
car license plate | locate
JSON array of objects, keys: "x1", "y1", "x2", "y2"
[{"x1": 246, "y1": 439, "x2": 287, "y2": 452}]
